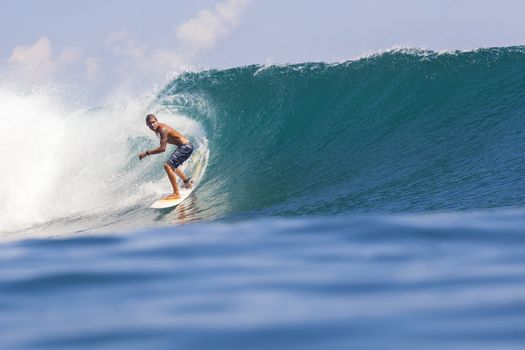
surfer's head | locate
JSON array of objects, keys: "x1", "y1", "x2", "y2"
[{"x1": 146, "y1": 114, "x2": 158, "y2": 131}]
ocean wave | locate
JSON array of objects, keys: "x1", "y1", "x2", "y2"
[{"x1": 2, "y1": 46, "x2": 525, "y2": 235}]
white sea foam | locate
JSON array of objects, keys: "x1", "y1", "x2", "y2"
[{"x1": 0, "y1": 86, "x2": 208, "y2": 232}]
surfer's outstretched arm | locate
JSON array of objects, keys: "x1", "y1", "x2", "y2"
[{"x1": 139, "y1": 129, "x2": 168, "y2": 160}]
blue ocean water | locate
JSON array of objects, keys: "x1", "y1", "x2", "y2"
[{"x1": 2, "y1": 47, "x2": 525, "y2": 349}]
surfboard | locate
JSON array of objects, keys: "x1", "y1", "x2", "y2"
[
  {"x1": 150, "y1": 187, "x2": 194, "y2": 209},
  {"x1": 149, "y1": 141, "x2": 209, "y2": 209}
]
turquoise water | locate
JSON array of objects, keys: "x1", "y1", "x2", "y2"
[
  {"x1": 2, "y1": 47, "x2": 525, "y2": 349},
  {"x1": 158, "y1": 47, "x2": 525, "y2": 217}
]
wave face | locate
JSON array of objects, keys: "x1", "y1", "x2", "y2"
[{"x1": 158, "y1": 47, "x2": 525, "y2": 218}]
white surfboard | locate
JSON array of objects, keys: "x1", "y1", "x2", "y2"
[
  {"x1": 150, "y1": 187, "x2": 194, "y2": 209},
  {"x1": 149, "y1": 141, "x2": 209, "y2": 209}
]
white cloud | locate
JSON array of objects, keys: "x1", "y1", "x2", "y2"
[
  {"x1": 146, "y1": 49, "x2": 185, "y2": 72},
  {"x1": 7, "y1": 37, "x2": 57, "y2": 81},
  {"x1": 106, "y1": 30, "x2": 179, "y2": 79},
  {"x1": 175, "y1": 0, "x2": 251, "y2": 53},
  {"x1": 2, "y1": 0, "x2": 251, "y2": 92},
  {"x1": 100, "y1": 0, "x2": 251, "y2": 90},
  {"x1": 106, "y1": 30, "x2": 182, "y2": 75},
  {"x1": 106, "y1": 30, "x2": 145, "y2": 61},
  {"x1": 5, "y1": 36, "x2": 86, "y2": 85},
  {"x1": 58, "y1": 46, "x2": 85, "y2": 64}
]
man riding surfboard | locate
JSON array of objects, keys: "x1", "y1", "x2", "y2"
[{"x1": 139, "y1": 114, "x2": 193, "y2": 200}]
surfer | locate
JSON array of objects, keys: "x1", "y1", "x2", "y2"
[{"x1": 139, "y1": 114, "x2": 194, "y2": 200}]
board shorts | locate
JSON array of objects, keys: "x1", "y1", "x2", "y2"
[{"x1": 167, "y1": 143, "x2": 193, "y2": 170}]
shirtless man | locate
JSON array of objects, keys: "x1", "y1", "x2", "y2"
[{"x1": 139, "y1": 114, "x2": 193, "y2": 200}]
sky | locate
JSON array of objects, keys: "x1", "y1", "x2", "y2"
[{"x1": 1, "y1": 0, "x2": 525, "y2": 95}]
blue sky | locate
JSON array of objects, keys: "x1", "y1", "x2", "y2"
[{"x1": 1, "y1": 0, "x2": 524, "y2": 92}]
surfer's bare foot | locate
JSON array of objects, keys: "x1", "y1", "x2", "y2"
[{"x1": 164, "y1": 193, "x2": 181, "y2": 200}]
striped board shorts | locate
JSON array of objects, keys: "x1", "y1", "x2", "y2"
[{"x1": 167, "y1": 143, "x2": 193, "y2": 169}]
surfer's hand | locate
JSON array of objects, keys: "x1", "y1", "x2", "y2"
[{"x1": 139, "y1": 151, "x2": 148, "y2": 160}]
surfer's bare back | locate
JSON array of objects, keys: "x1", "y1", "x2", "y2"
[{"x1": 139, "y1": 114, "x2": 193, "y2": 200}]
